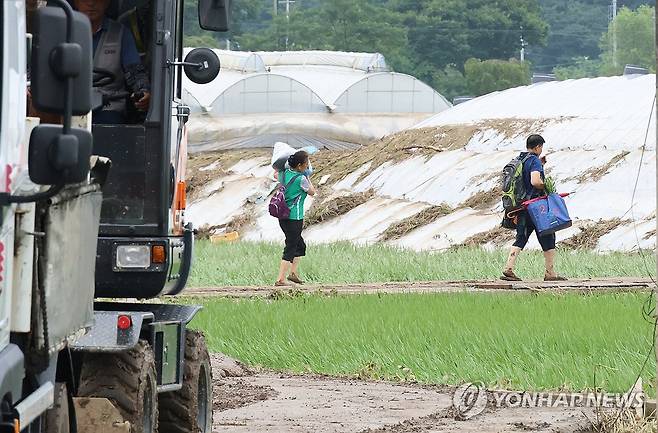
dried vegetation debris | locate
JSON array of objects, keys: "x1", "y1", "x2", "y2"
[
  {"x1": 312, "y1": 125, "x2": 479, "y2": 186},
  {"x1": 565, "y1": 151, "x2": 631, "y2": 184},
  {"x1": 460, "y1": 225, "x2": 516, "y2": 247},
  {"x1": 313, "y1": 118, "x2": 563, "y2": 188},
  {"x1": 379, "y1": 204, "x2": 453, "y2": 241},
  {"x1": 587, "y1": 404, "x2": 650, "y2": 433},
  {"x1": 304, "y1": 189, "x2": 375, "y2": 228},
  {"x1": 461, "y1": 186, "x2": 502, "y2": 210},
  {"x1": 195, "y1": 207, "x2": 256, "y2": 239},
  {"x1": 561, "y1": 218, "x2": 629, "y2": 250},
  {"x1": 187, "y1": 149, "x2": 270, "y2": 200}
]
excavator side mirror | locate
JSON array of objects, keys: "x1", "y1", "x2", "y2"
[
  {"x1": 29, "y1": 125, "x2": 92, "y2": 185},
  {"x1": 31, "y1": 5, "x2": 93, "y2": 115},
  {"x1": 183, "y1": 48, "x2": 221, "y2": 84},
  {"x1": 198, "y1": 0, "x2": 230, "y2": 32}
]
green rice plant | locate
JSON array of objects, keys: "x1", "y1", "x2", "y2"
[
  {"x1": 190, "y1": 292, "x2": 656, "y2": 395},
  {"x1": 189, "y1": 241, "x2": 654, "y2": 287}
]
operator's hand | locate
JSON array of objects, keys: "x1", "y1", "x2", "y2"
[{"x1": 134, "y1": 91, "x2": 150, "y2": 111}]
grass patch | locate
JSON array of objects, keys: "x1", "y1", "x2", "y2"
[
  {"x1": 190, "y1": 292, "x2": 656, "y2": 394},
  {"x1": 189, "y1": 241, "x2": 654, "y2": 287}
]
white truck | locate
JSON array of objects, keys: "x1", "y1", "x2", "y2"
[{"x1": 0, "y1": 1, "x2": 228, "y2": 433}]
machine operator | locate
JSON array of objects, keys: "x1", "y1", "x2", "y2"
[{"x1": 74, "y1": 0, "x2": 151, "y2": 124}]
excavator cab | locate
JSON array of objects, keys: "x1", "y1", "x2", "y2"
[
  {"x1": 91, "y1": 0, "x2": 225, "y2": 298},
  {"x1": 60, "y1": 3, "x2": 228, "y2": 433}
]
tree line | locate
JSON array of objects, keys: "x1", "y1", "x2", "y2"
[{"x1": 184, "y1": 0, "x2": 655, "y2": 100}]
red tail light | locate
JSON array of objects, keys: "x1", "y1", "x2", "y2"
[{"x1": 117, "y1": 315, "x2": 132, "y2": 330}]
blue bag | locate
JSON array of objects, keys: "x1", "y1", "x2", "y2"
[{"x1": 526, "y1": 193, "x2": 572, "y2": 236}]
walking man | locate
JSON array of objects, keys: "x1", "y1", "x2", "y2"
[{"x1": 501, "y1": 135, "x2": 567, "y2": 282}]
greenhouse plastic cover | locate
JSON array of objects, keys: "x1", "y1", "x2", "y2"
[
  {"x1": 187, "y1": 74, "x2": 657, "y2": 253},
  {"x1": 416, "y1": 74, "x2": 656, "y2": 152},
  {"x1": 182, "y1": 49, "x2": 451, "y2": 151}
]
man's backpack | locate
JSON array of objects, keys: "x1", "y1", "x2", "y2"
[
  {"x1": 501, "y1": 153, "x2": 532, "y2": 211},
  {"x1": 269, "y1": 173, "x2": 302, "y2": 219}
]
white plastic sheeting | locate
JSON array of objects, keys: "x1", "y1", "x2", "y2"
[
  {"x1": 188, "y1": 113, "x2": 431, "y2": 152},
  {"x1": 182, "y1": 49, "x2": 451, "y2": 151},
  {"x1": 187, "y1": 75, "x2": 657, "y2": 252},
  {"x1": 416, "y1": 74, "x2": 656, "y2": 152},
  {"x1": 217, "y1": 50, "x2": 267, "y2": 73},
  {"x1": 256, "y1": 51, "x2": 389, "y2": 72}
]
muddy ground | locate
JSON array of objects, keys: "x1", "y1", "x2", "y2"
[{"x1": 210, "y1": 355, "x2": 595, "y2": 433}]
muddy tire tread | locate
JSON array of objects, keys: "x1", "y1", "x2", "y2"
[
  {"x1": 158, "y1": 330, "x2": 212, "y2": 433},
  {"x1": 78, "y1": 340, "x2": 158, "y2": 433}
]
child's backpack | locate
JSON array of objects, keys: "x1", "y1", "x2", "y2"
[
  {"x1": 269, "y1": 173, "x2": 301, "y2": 219},
  {"x1": 501, "y1": 153, "x2": 532, "y2": 211}
]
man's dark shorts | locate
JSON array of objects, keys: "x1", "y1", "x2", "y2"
[{"x1": 513, "y1": 212, "x2": 556, "y2": 252}]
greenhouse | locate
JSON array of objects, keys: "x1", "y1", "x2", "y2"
[{"x1": 182, "y1": 50, "x2": 451, "y2": 151}]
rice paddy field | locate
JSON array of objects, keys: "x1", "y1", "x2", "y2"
[
  {"x1": 187, "y1": 241, "x2": 658, "y2": 396},
  {"x1": 189, "y1": 241, "x2": 655, "y2": 287},
  {"x1": 190, "y1": 291, "x2": 656, "y2": 394}
]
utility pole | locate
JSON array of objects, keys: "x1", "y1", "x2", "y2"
[
  {"x1": 273, "y1": 0, "x2": 277, "y2": 16},
  {"x1": 610, "y1": 0, "x2": 618, "y2": 67},
  {"x1": 519, "y1": 27, "x2": 527, "y2": 62},
  {"x1": 278, "y1": 0, "x2": 295, "y2": 50}
]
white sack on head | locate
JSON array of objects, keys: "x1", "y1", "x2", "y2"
[
  {"x1": 271, "y1": 142, "x2": 296, "y2": 171},
  {"x1": 271, "y1": 142, "x2": 318, "y2": 171}
]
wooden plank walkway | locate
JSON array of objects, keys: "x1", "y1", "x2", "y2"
[{"x1": 183, "y1": 277, "x2": 654, "y2": 298}]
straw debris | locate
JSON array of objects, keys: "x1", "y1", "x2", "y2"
[
  {"x1": 304, "y1": 190, "x2": 375, "y2": 228},
  {"x1": 460, "y1": 226, "x2": 516, "y2": 247},
  {"x1": 187, "y1": 149, "x2": 270, "y2": 200},
  {"x1": 561, "y1": 218, "x2": 628, "y2": 250},
  {"x1": 379, "y1": 204, "x2": 453, "y2": 241},
  {"x1": 194, "y1": 206, "x2": 256, "y2": 240},
  {"x1": 567, "y1": 151, "x2": 630, "y2": 184},
  {"x1": 225, "y1": 212, "x2": 255, "y2": 234},
  {"x1": 311, "y1": 125, "x2": 480, "y2": 186},
  {"x1": 461, "y1": 187, "x2": 502, "y2": 210},
  {"x1": 195, "y1": 224, "x2": 224, "y2": 240}
]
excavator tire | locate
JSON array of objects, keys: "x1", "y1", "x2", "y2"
[
  {"x1": 158, "y1": 330, "x2": 212, "y2": 433},
  {"x1": 78, "y1": 340, "x2": 158, "y2": 433}
]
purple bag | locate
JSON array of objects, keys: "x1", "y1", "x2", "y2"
[{"x1": 269, "y1": 173, "x2": 301, "y2": 219}]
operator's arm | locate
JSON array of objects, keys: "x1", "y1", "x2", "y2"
[{"x1": 121, "y1": 26, "x2": 150, "y2": 110}]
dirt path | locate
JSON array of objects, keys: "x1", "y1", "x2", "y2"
[
  {"x1": 212, "y1": 372, "x2": 594, "y2": 433},
  {"x1": 187, "y1": 277, "x2": 652, "y2": 298}
]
